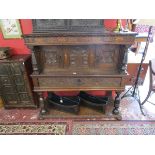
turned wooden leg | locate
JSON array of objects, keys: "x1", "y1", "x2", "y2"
[
  {"x1": 113, "y1": 91, "x2": 121, "y2": 115},
  {"x1": 38, "y1": 92, "x2": 48, "y2": 115}
]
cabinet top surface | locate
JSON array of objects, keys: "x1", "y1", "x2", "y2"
[{"x1": 0, "y1": 54, "x2": 31, "y2": 63}]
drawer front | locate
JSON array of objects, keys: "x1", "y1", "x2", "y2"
[{"x1": 38, "y1": 77, "x2": 122, "y2": 88}]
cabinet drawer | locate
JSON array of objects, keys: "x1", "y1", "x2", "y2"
[
  {"x1": 0, "y1": 76, "x2": 12, "y2": 85},
  {"x1": 38, "y1": 77, "x2": 122, "y2": 88}
]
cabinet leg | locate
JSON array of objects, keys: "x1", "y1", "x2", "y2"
[
  {"x1": 38, "y1": 93, "x2": 48, "y2": 115},
  {"x1": 113, "y1": 91, "x2": 121, "y2": 115}
]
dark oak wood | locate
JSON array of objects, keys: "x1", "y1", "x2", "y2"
[
  {"x1": 23, "y1": 19, "x2": 137, "y2": 119},
  {"x1": 0, "y1": 55, "x2": 38, "y2": 108}
]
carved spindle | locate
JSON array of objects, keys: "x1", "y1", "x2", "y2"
[
  {"x1": 120, "y1": 45, "x2": 129, "y2": 74},
  {"x1": 27, "y1": 46, "x2": 39, "y2": 74},
  {"x1": 112, "y1": 91, "x2": 121, "y2": 115},
  {"x1": 38, "y1": 92, "x2": 48, "y2": 115}
]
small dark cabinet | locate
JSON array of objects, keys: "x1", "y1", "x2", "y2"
[{"x1": 0, "y1": 55, "x2": 38, "y2": 108}]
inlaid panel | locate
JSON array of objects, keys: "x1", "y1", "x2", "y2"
[
  {"x1": 69, "y1": 46, "x2": 89, "y2": 68},
  {"x1": 42, "y1": 46, "x2": 63, "y2": 68}
]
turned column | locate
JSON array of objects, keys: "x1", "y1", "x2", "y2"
[
  {"x1": 38, "y1": 92, "x2": 48, "y2": 115},
  {"x1": 120, "y1": 45, "x2": 130, "y2": 74},
  {"x1": 112, "y1": 91, "x2": 122, "y2": 115},
  {"x1": 27, "y1": 45, "x2": 39, "y2": 74}
]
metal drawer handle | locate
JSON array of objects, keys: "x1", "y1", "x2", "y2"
[
  {"x1": 77, "y1": 79, "x2": 81, "y2": 83},
  {"x1": 76, "y1": 79, "x2": 84, "y2": 85}
]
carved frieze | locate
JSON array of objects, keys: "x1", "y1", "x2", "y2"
[{"x1": 24, "y1": 35, "x2": 135, "y2": 45}]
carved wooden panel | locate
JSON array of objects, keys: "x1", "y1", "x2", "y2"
[
  {"x1": 32, "y1": 19, "x2": 67, "y2": 32},
  {"x1": 96, "y1": 51, "x2": 113, "y2": 64},
  {"x1": 95, "y1": 45, "x2": 118, "y2": 70},
  {"x1": 42, "y1": 46, "x2": 63, "y2": 69},
  {"x1": 69, "y1": 46, "x2": 89, "y2": 68},
  {"x1": 70, "y1": 19, "x2": 103, "y2": 27},
  {"x1": 32, "y1": 19, "x2": 104, "y2": 32}
]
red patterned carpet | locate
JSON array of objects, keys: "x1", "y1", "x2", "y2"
[
  {"x1": 72, "y1": 120, "x2": 155, "y2": 135},
  {"x1": 0, "y1": 95, "x2": 155, "y2": 135}
]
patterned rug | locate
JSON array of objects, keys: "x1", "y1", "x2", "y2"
[
  {"x1": 0, "y1": 123, "x2": 67, "y2": 135},
  {"x1": 72, "y1": 121, "x2": 155, "y2": 135}
]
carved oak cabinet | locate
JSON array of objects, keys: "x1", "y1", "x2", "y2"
[
  {"x1": 0, "y1": 55, "x2": 38, "y2": 108},
  {"x1": 23, "y1": 19, "x2": 137, "y2": 119}
]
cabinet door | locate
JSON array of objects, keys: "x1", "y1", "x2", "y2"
[
  {"x1": 10, "y1": 63, "x2": 33, "y2": 104},
  {"x1": 0, "y1": 62, "x2": 34, "y2": 107},
  {"x1": 32, "y1": 19, "x2": 68, "y2": 32}
]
